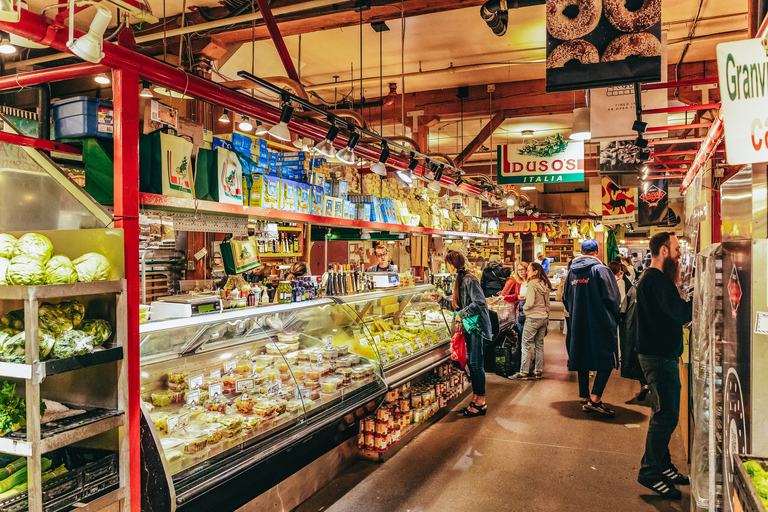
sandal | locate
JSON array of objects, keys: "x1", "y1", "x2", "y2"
[
  {"x1": 463, "y1": 403, "x2": 487, "y2": 417},
  {"x1": 580, "y1": 398, "x2": 589, "y2": 406},
  {"x1": 533, "y1": 371, "x2": 542, "y2": 379},
  {"x1": 582, "y1": 399, "x2": 615, "y2": 417},
  {"x1": 461, "y1": 401, "x2": 478, "y2": 413}
]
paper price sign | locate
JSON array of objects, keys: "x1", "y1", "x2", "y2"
[
  {"x1": 209, "y1": 383, "x2": 223, "y2": 397},
  {"x1": 378, "y1": 349, "x2": 390, "y2": 364},
  {"x1": 186, "y1": 390, "x2": 200, "y2": 405},
  {"x1": 268, "y1": 381, "x2": 282, "y2": 395},
  {"x1": 325, "y1": 336, "x2": 334, "y2": 350},
  {"x1": 178, "y1": 413, "x2": 190, "y2": 426},
  {"x1": 224, "y1": 360, "x2": 237, "y2": 373},
  {"x1": 404, "y1": 344, "x2": 414, "y2": 355},
  {"x1": 314, "y1": 353, "x2": 323, "y2": 366},
  {"x1": 236, "y1": 377, "x2": 255, "y2": 392},
  {"x1": 210, "y1": 369, "x2": 222, "y2": 379},
  {"x1": 189, "y1": 374, "x2": 204, "y2": 390},
  {"x1": 415, "y1": 337, "x2": 424, "y2": 349},
  {"x1": 166, "y1": 415, "x2": 179, "y2": 432},
  {"x1": 373, "y1": 335, "x2": 381, "y2": 345},
  {"x1": 360, "y1": 337, "x2": 369, "y2": 346}
]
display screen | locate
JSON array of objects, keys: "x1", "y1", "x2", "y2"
[{"x1": 197, "y1": 304, "x2": 216, "y2": 313}]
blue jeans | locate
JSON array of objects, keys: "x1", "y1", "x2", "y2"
[
  {"x1": 466, "y1": 331, "x2": 485, "y2": 396},
  {"x1": 520, "y1": 316, "x2": 547, "y2": 374},
  {"x1": 638, "y1": 354, "x2": 681, "y2": 480}
]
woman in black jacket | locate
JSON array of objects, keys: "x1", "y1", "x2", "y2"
[{"x1": 428, "y1": 251, "x2": 492, "y2": 417}]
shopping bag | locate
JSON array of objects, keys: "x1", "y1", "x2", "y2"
[
  {"x1": 139, "y1": 129, "x2": 194, "y2": 198},
  {"x1": 451, "y1": 326, "x2": 467, "y2": 370},
  {"x1": 193, "y1": 147, "x2": 216, "y2": 201},
  {"x1": 215, "y1": 147, "x2": 244, "y2": 205},
  {"x1": 494, "y1": 330, "x2": 520, "y2": 377},
  {"x1": 220, "y1": 237, "x2": 261, "y2": 275}
]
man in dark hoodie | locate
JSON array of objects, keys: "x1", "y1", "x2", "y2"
[
  {"x1": 480, "y1": 254, "x2": 509, "y2": 297},
  {"x1": 563, "y1": 239, "x2": 621, "y2": 416}
]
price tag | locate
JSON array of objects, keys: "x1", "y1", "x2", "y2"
[
  {"x1": 178, "y1": 413, "x2": 190, "y2": 426},
  {"x1": 166, "y1": 415, "x2": 179, "y2": 432},
  {"x1": 186, "y1": 390, "x2": 200, "y2": 405},
  {"x1": 325, "y1": 336, "x2": 334, "y2": 350},
  {"x1": 378, "y1": 349, "x2": 390, "y2": 364},
  {"x1": 382, "y1": 331, "x2": 390, "y2": 339},
  {"x1": 360, "y1": 337, "x2": 369, "y2": 347},
  {"x1": 391, "y1": 345, "x2": 403, "y2": 359},
  {"x1": 209, "y1": 383, "x2": 223, "y2": 397},
  {"x1": 236, "y1": 377, "x2": 255, "y2": 393},
  {"x1": 373, "y1": 335, "x2": 381, "y2": 346},
  {"x1": 224, "y1": 360, "x2": 237, "y2": 373},
  {"x1": 210, "y1": 369, "x2": 222, "y2": 379},
  {"x1": 404, "y1": 344, "x2": 414, "y2": 355},
  {"x1": 314, "y1": 353, "x2": 323, "y2": 366},
  {"x1": 268, "y1": 381, "x2": 282, "y2": 395},
  {"x1": 189, "y1": 374, "x2": 204, "y2": 390},
  {"x1": 415, "y1": 337, "x2": 424, "y2": 349}
]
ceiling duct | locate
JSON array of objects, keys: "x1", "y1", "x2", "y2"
[{"x1": 480, "y1": 0, "x2": 546, "y2": 37}]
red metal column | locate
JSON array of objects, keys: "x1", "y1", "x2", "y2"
[{"x1": 112, "y1": 67, "x2": 140, "y2": 510}]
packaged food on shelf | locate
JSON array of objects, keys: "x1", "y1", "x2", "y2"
[
  {"x1": 180, "y1": 430, "x2": 209, "y2": 455},
  {"x1": 151, "y1": 391, "x2": 174, "y2": 408}
]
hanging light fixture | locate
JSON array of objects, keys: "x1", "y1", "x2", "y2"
[
  {"x1": 0, "y1": 0, "x2": 20, "y2": 23},
  {"x1": 94, "y1": 73, "x2": 110, "y2": 85},
  {"x1": 218, "y1": 109, "x2": 231, "y2": 123},
  {"x1": 370, "y1": 144, "x2": 390, "y2": 176},
  {"x1": 506, "y1": 197, "x2": 515, "y2": 206},
  {"x1": 434, "y1": 165, "x2": 444, "y2": 182},
  {"x1": 254, "y1": 121, "x2": 269, "y2": 136},
  {"x1": 67, "y1": 5, "x2": 112, "y2": 63},
  {"x1": 570, "y1": 107, "x2": 591, "y2": 141},
  {"x1": 293, "y1": 136, "x2": 313, "y2": 151},
  {"x1": 0, "y1": 35, "x2": 16, "y2": 54},
  {"x1": 268, "y1": 101, "x2": 294, "y2": 141},
  {"x1": 315, "y1": 126, "x2": 339, "y2": 158},
  {"x1": 396, "y1": 170, "x2": 413, "y2": 186},
  {"x1": 139, "y1": 81, "x2": 154, "y2": 98},
  {"x1": 239, "y1": 115, "x2": 253, "y2": 132},
  {"x1": 335, "y1": 132, "x2": 360, "y2": 164}
]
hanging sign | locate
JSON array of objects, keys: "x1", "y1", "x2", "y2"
[
  {"x1": 638, "y1": 180, "x2": 669, "y2": 226},
  {"x1": 717, "y1": 37, "x2": 768, "y2": 165},
  {"x1": 601, "y1": 177, "x2": 636, "y2": 224},
  {"x1": 497, "y1": 137, "x2": 584, "y2": 185}
]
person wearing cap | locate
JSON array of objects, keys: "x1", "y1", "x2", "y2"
[
  {"x1": 562, "y1": 239, "x2": 621, "y2": 417},
  {"x1": 537, "y1": 253, "x2": 550, "y2": 275}
]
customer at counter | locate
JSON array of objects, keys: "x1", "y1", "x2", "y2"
[
  {"x1": 500, "y1": 261, "x2": 529, "y2": 329},
  {"x1": 366, "y1": 244, "x2": 398, "y2": 273},
  {"x1": 480, "y1": 254, "x2": 509, "y2": 297}
]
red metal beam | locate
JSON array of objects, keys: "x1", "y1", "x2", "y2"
[
  {"x1": 647, "y1": 123, "x2": 713, "y2": 132},
  {"x1": 253, "y1": 0, "x2": 299, "y2": 82},
  {"x1": 650, "y1": 147, "x2": 724, "y2": 156},
  {"x1": 646, "y1": 175, "x2": 685, "y2": 180},
  {"x1": 641, "y1": 77, "x2": 719, "y2": 91},
  {"x1": 648, "y1": 137, "x2": 706, "y2": 145},
  {"x1": 0, "y1": 133, "x2": 80, "y2": 155},
  {"x1": 642, "y1": 103, "x2": 720, "y2": 115},
  {"x1": 0, "y1": 62, "x2": 109, "y2": 91}
]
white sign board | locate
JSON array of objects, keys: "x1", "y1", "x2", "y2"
[{"x1": 717, "y1": 38, "x2": 768, "y2": 165}]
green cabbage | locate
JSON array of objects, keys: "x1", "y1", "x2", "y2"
[
  {"x1": 81, "y1": 319, "x2": 112, "y2": 346},
  {"x1": 52, "y1": 330, "x2": 94, "y2": 359},
  {"x1": 57, "y1": 301, "x2": 85, "y2": 328},
  {"x1": 0, "y1": 258, "x2": 9, "y2": 286},
  {"x1": 0, "y1": 235, "x2": 16, "y2": 259},
  {"x1": 0, "y1": 310, "x2": 23, "y2": 331},
  {"x1": 72, "y1": 253, "x2": 111, "y2": 282},
  {"x1": 38, "y1": 304, "x2": 73, "y2": 336},
  {"x1": 45, "y1": 255, "x2": 78, "y2": 285},
  {"x1": 1, "y1": 332, "x2": 25, "y2": 363},
  {"x1": 6, "y1": 256, "x2": 46, "y2": 286},
  {"x1": 39, "y1": 332, "x2": 55, "y2": 360},
  {"x1": 11, "y1": 233, "x2": 53, "y2": 263}
]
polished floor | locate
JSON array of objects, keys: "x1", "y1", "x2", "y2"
[{"x1": 294, "y1": 333, "x2": 691, "y2": 512}]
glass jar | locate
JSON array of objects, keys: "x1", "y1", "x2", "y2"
[{"x1": 277, "y1": 281, "x2": 292, "y2": 304}]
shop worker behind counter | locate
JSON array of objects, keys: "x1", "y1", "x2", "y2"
[
  {"x1": 366, "y1": 244, "x2": 399, "y2": 273},
  {"x1": 635, "y1": 232, "x2": 693, "y2": 499}
]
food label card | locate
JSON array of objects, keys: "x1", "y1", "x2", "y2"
[{"x1": 236, "y1": 378, "x2": 255, "y2": 392}]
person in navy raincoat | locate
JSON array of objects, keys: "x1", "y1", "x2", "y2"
[{"x1": 562, "y1": 239, "x2": 621, "y2": 417}]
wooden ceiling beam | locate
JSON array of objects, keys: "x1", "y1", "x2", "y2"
[{"x1": 455, "y1": 110, "x2": 508, "y2": 168}]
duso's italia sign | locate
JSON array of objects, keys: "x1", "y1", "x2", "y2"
[
  {"x1": 497, "y1": 140, "x2": 584, "y2": 184},
  {"x1": 717, "y1": 38, "x2": 768, "y2": 165}
]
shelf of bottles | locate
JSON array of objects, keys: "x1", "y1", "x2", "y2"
[
  {"x1": 252, "y1": 221, "x2": 303, "y2": 258},
  {"x1": 323, "y1": 265, "x2": 377, "y2": 298}
]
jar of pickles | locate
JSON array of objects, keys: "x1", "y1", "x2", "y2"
[{"x1": 277, "y1": 281, "x2": 292, "y2": 304}]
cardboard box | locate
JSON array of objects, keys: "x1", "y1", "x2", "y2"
[
  {"x1": 263, "y1": 175, "x2": 281, "y2": 209},
  {"x1": 343, "y1": 200, "x2": 356, "y2": 220},
  {"x1": 332, "y1": 180, "x2": 348, "y2": 200},
  {"x1": 356, "y1": 203, "x2": 371, "y2": 222},
  {"x1": 323, "y1": 181, "x2": 332, "y2": 196},
  {"x1": 281, "y1": 179, "x2": 297, "y2": 212},
  {"x1": 246, "y1": 174, "x2": 264, "y2": 207},
  {"x1": 325, "y1": 196, "x2": 335, "y2": 218},
  {"x1": 333, "y1": 197, "x2": 344, "y2": 219},
  {"x1": 311, "y1": 185, "x2": 324, "y2": 215},
  {"x1": 297, "y1": 183, "x2": 311, "y2": 214}
]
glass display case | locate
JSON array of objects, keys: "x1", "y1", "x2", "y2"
[{"x1": 139, "y1": 298, "x2": 387, "y2": 509}]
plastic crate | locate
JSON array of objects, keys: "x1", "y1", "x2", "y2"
[
  {"x1": 52, "y1": 96, "x2": 113, "y2": 139},
  {"x1": 734, "y1": 454, "x2": 768, "y2": 512}
]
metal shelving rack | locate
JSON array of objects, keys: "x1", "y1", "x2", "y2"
[{"x1": 0, "y1": 280, "x2": 129, "y2": 512}]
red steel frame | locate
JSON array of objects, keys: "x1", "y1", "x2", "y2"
[{"x1": 0, "y1": 133, "x2": 80, "y2": 155}]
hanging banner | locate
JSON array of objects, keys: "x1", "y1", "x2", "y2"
[
  {"x1": 601, "y1": 177, "x2": 636, "y2": 224},
  {"x1": 717, "y1": 37, "x2": 768, "y2": 165},
  {"x1": 638, "y1": 180, "x2": 669, "y2": 226},
  {"x1": 497, "y1": 137, "x2": 584, "y2": 185},
  {"x1": 545, "y1": 0, "x2": 662, "y2": 93}
]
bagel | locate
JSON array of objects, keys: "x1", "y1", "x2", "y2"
[
  {"x1": 546, "y1": 0, "x2": 602, "y2": 41},
  {"x1": 547, "y1": 39, "x2": 600, "y2": 68},
  {"x1": 604, "y1": 0, "x2": 661, "y2": 32},
  {"x1": 601, "y1": 33, "x2": 662, "y2": 62}
]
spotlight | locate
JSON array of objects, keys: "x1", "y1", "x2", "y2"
[
  {"x1": 569, "y1": 107, "x2": 591, "y2": 140},
  {"x1": 370, "y1": 144, "x2": 390, "y2": 176},
  {"x1": 336, "y1": 132, "x2": 360, "y2": 164},
  {"x1": 428, "y1": 180, "x2": 442, "y2": 191},
  {"x1": 632, "y1": 120, "x2": 648, "y2": 133},
  {"x1": 0, "y1": 36, "x2": 16, "y2": 55},
  {"x1": 521, "y1": 185, "x2": 536, "y2": 191},
  {"x1": 361, "y1": 231, "x2": 371, "y2": 240},
  {"x1": 315, "y1": 126, "x2": 339, "y2": 158},
  {"x1": 94, "y1": 73, "x2": 110, "y2": 85},
  {"x1": 454, "y1": 176, "x2": 464, "y2": 187},
  {"x1": 635, "y1": 136, "x2": 648, "y2": 148},
  {"x1": 396, "y1": 170, "x2": 413, "y2": 186},
  {"x1": 140, "y1": 81, "x2": 154, "y2": 98},
  {"x1": 67, "y1": 5, "x2": 112, "y2": 63},
  {"x1": 506, "y1": 198, "x2": 515, "y2": 206},
  {"x1": 638, "y1": 150, "x2": 651, "y2": 162},
  {"x1": 218, "y1": 109, "x2": 231, "y2": 123},
  {"x1": 239, "y1": 115, "x2": 253, "y2": 132},
  {"x1": 268, "y1": 102, "x2": 294, "y2": 141},
  {"x1": 407, "y1": 154, "x2": 418, "y2": 172},
  {"x1": 254, "y1": 121, "x2": 268, "y2": 136},
  {"x1": 0, "y1": 1, "x2": 20, "y2": 23},
  {"x1": 293, "y1": 136, "x2": 312, "y2": 150},
  {"x1": 434, "y1": 165, "x2": 444, "y2": 182}
]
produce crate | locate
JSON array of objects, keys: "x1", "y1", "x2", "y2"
[
  {"x1": 0, "y1": 448, "x2": 118, "y2": 512},
  {"x1": 734, "y1": 454, "x2": 768, "y2": 512}
]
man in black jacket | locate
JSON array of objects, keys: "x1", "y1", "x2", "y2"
[
  {"x1": 480, "y1": 255, "x2": 509, "y2": 297},
  {"x1": 635, "y1": 232, "x2": 693, "y2": 499}
]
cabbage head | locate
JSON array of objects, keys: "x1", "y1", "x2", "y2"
[
  {"x1": 1, "y1": 332, "x2": 25, "y2": 363},
  {"x1": 12, "y1": 233, "x2": 53, "y2": 263},
  {"x1": 0, "y1": 258, "x2": 9, "y2": 285},
  {"x1": 73, "y1": 253, "x2": 111, "y2": 282},
  {"x1": 38, "y1": 304, "x2": 73, "y2": 336},
  {"x1": 45, "y1": 255, "x2": 78, "y2": 285},
  {"x1": 81, "y1": 319, "x2": 112, "y2": 346},
  {"x1": 39, "y1": 332, "x2": 56, "y2": 359},
  {"x1": 7, "y1": 256, "x2": 46, "y2": 286},
  {"x1": 57, "y1": 301, "x2": 85, "y2": 328},
  {"x1": 0, "y1": 235, "x2": 16, "y2": 259},
  {"x1": 52, "y1": 330, "x2": 94, "y2": 359}
]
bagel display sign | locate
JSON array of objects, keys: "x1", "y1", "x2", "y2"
[
  {"x1": 497, "y1": 139, "x2": 584, "y2": 184},
  {"x1": 545, "y1": 0, "x2": 662, "y2": 93}
]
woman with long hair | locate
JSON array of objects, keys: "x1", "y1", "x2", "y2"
[
  {"x1": 428, "y1": 251, "x2": 492, "y2": 417},
  {"x1": 511, "y1": 261, "x2": 551, "y2": 380}
]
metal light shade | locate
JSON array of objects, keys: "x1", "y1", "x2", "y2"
[
  {"x1": 254, "y1": 122, "x2": 268, "y2": 136},
  {"x1": 268, "y1": 104, "x2": 294, "y2": 141},
  {"x1": 140, "y1": 83, "x2": 154, "y2": 98},
  {"x1": 396, "y1": 170, "x2": 413, "y2": 185},
  {"x1": 370, "y1": 162, "x2": 387, "y2": 176},
  {"x1": 218, "y1": 109, "x2": 230, "y2": 123},
  {"x1": 94, "y1": 73, "x2": 110, "y2": 85},
  {"x1": 336, "y1": 132, "x2": 360, "y2": 164},
  {"x1": 570, "y1": 107, "x2": 591, "y2": 141},
  {"x1": 428, "y1": 180, "x2": 442, "y2": 191},
  {"x1": 238, "y1": 116, "x2": 253, "y2": 132},
  {"x1": 0, "y1": 0, "x2": 20, "y2": 22},
  {"x1": 67, "y1": 6, "x2": 112, "y2": 63},
  {"x1": 315, "y1": 126, "x2": 339, "y2": 158}
]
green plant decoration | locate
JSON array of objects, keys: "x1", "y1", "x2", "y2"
[{"x1": 517, "y1": 134, "x2": 569, "y2": 158}]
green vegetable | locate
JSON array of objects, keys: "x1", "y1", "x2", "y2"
[
  {"x1": 745, "y1": 460, "x2": 766, "y2": 478},
  {"x1": 39, "y1": 332, "x2": 55, "y2": 360},
  {"x1": 0, "y1": 382, "x2": 45, "y2": 437},
  {"x1": 6, "y1": 256, "x2": 45, "y2": 286},
  {"x1": 0, "y1": 258, "x2": 9, "y2": 286},
  {"x1": 72, "y1": 253, "x2": 110, "y2": 282},
  {"x1": 81, "y1": 319, "x2": 112, "y2": 346},
  {"x1": 0, "y1": 235, "x2": 16, "y2": 259},
  {"x1": 44, "y1": 255, "x2": 78, "y2": 285},
  {"x1": 56, "y1": 301, "x2": 85, "y2": 328},
  {"x1": 0, "y1": 333, "x2": 25, "y2": 364},
  {"x1": 11, "y1": 234, "x2": 53, "y2": 263},
  {"x1": 52, "y1": 330, "x2": 94, "y2": 359},
  {"x1": 37, "y1": 304, "x2": 73, "y2": 336},
  {"x1": 0, "y1": 311, "x2": 23, "y2": 332},
  {"x1": 0, "y1": 458, "x2": 26, "y2": 481},
  {"x1": 0, "y1": 458, "x2": 51, "y2": 496}
]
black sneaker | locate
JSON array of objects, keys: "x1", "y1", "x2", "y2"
[
  {"x1": 638, "y1": 476, "x2": 682, "y2": 499},
  {"x1": 662, "y1": 468, "x2": 690, "y2": 485}
]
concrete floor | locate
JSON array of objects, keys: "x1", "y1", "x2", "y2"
[{"x1": 294, "y1": 333, "x2": 691, "y2": 512}]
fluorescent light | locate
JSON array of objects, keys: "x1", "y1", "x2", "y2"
[
  {"x1": 0, "y1": 36, "x2": 15, "y2": 55},
  {"x1": 268, "y1": 103, "x2": 294, "y2": 141},
  {"x1": 239, "y1": 115, "x2": 253, "y2": 132},
  {"x1": 521, "y1": 185, "x2": 536, "y2": 190},
  {"x1": 94, "y1": 73, "x2": 110, "y2": 85},
  {"x1": 570, "y1": 107, "x2": 591, "y2": 141},
  {"x1": 219, "y1": 109, "x2": 231, "y2": 123},
  {"x1": 67, "y1": 5, "x2": 112, "y2": 63},
  {"x1": 139, "y1": 81, "x2": 154, "y2": 98}
]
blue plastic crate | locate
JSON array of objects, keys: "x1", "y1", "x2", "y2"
[{"x1": 52, "y1": 96, "x2": 113, "y2": 139}]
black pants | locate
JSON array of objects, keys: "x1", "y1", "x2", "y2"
[
  {"x1": 638, "y1": 354, "x2": 681, "y2": 480},
  {"x1": 564, "y1": 316, "x2": 571, "y2": 355},
  {"x1": 578, "y1": 369, "x2": 611, "y2": 399}
]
